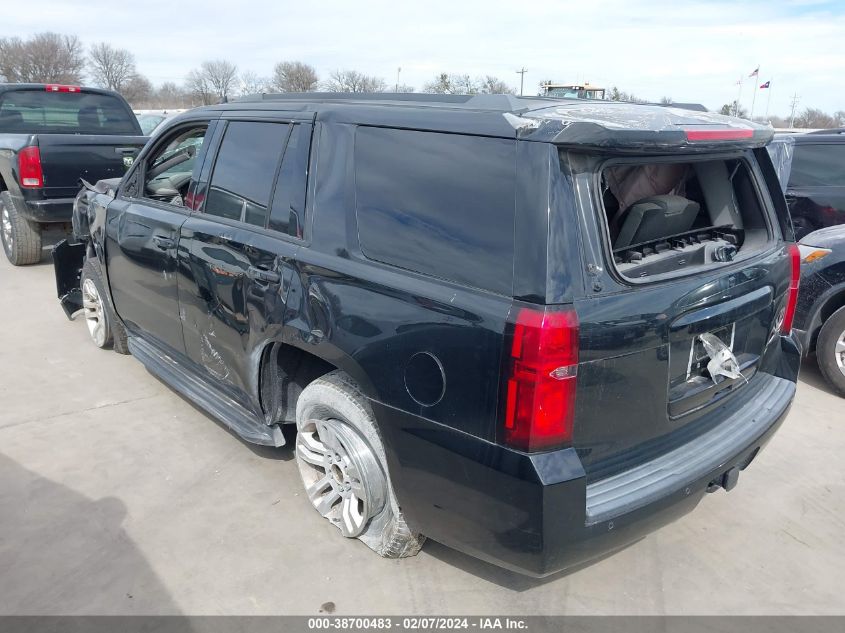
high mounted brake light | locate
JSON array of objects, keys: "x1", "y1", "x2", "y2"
[
  {"x1": 17, "y1": 146, "x2": 43, "y2": 188},
  {"x1": 780, "y1": 243, "x2": 801, "y2": 335},
  {"x1": 684, "y1": 129, "x2": 754, "y2": 141},
  {"x1": 502, "y1": 306, "x2": 579, "y2": 452},
  {"x1": 45, "y1": 84, "x2": 81, "y2": 93}
]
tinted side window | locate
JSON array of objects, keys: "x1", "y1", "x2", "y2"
[
  {"x1": 205, "y1": 121, "x2": 290, "y2": 226},
  {"x1": 269, "y1": 123, "x2": 312, "y2": 238},
  {"x1": 789, "y1": 144, "x2": 845, "y2": 187},
  {"x1": 355, "y1": 127, "x2": 516, "y2": 294}
]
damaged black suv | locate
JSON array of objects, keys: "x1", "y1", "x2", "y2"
[{"x1": 53, "y1": 94, "x2": 801, "y2": 576}]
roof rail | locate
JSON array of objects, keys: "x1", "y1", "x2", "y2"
[
  {"x1": 231, "y1": 91, "x2": 549, "y2": 112},
  {"x1": 807, "y1": 127, "x2": 845, "y2": 135}
]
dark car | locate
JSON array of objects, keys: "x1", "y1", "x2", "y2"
[
  {"x1": 0, "y1": 83, "x2": 147, "y2": 265},
  {"x1": 773, "y1": 130, "x2": 845, "y2": 240},
  {"x1": 52, "y1": 94, "x2": 800, "y2": 577},
  {"x1": 793, "y1": 226, "x2": 845, "y2": 395}
]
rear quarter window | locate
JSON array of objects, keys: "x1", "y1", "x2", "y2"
[
  {"x1": 354, "y1": 127, "x2": 516, "y2": 295},
  {"x1": 789, "y1": 143, "x2": 845, "y2": 188}
]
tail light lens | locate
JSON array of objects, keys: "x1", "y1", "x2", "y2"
[
  {"x1": 780, "y1": 243, "x2": 801, "y2": 335},
  {"x1": 17, "y1": 146, "x2": 44, "y2": 188},
  {"x1": 502, "y1": 305, "x2": 579, "y2": 452},
  {"x1": 44, "y1": 84, "x2": 81, "y2": 93}
]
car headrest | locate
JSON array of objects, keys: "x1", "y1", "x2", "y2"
[{"x1": 614, "y1": 194, "x2": 701, "y2": 249}]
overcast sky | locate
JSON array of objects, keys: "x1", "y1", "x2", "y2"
[{"x1": 7, "y1": 0, "x2": 845, "y2": 115}]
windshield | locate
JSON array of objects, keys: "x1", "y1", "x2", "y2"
[
  {"x1": 137, "y1": 114, "x2": 166, "y2": 135},
  {"x1": 0, "y1": 89, "x2": 140, "y2": 135}
]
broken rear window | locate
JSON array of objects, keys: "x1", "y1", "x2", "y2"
[{"x1": 597, "y1": 156, "x2": 772, "y2": 280}]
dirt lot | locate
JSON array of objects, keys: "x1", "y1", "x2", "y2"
[{"x1": 1, "y1": 248, "x2": 843, "y2": 616}]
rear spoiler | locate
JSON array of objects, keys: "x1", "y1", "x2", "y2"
[{"x1": 506, "y1": 103, "x2": 774, "y2": 153}]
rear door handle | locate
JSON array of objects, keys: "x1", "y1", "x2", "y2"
[
  {"x1": 247, "y1": 266, "x2": 280, "y2": 284},
  {"x1": 115, "y1": 147, "x2": 140, "y2": 155},
  {"x1": 152, "y1": 235, "x2": 175, "y2": 250}
]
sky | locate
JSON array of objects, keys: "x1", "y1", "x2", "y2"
[{"x1": 6, "y1": 0, "x2": 845, "y2": 116}]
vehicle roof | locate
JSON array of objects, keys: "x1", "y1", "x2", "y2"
[
  {"x1": 0, "y1": 83, "x2": 124, "y2": 98},
  {"x1": 191, "y1": 92, "x2": 772, "y2": 150}
]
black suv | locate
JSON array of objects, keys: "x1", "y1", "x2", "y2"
[
  {"x1": 53, "y1": 94, "x2": 800, "y2": 577},
  {"x1": 773, "y1": 130, "x2": 845, "y2": 240}
]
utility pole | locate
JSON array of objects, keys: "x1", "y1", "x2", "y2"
[
  {"x1": 516, "y1": 67, "x2": 527, "y2": 96},
  {"x1": 789, "y1": 93, "x2": 800, "y2": 129},
  {"x1": 396, "y1": 67, "x2": 401, "y2": 92}
]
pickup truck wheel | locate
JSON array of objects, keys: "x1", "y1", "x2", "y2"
[
  {"x1": 0, "y1": 191, "x2": 42, "y2": 266},
  {"x1": 80, "y1": 258, "x2": 130, "y2": 354},
  {"x1": 295, "y1": 370, "x2": 425, "y2": 558},
  {"x1": 816, "y1": 306, "x2": 845, "y2": 397}
]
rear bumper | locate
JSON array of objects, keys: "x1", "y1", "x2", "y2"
[
  {"x1": 14, "y1": 193, "x2": 74, "y2": 224},
  {"x1": 378, "y1": 337, "x2": 799, "y2": 577}
]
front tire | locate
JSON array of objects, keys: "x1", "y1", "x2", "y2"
[
  {"x1": 80, "y1": 258, "x2": 130, "y2": 354},
  {"x1": 816, "y1": 305, "x2": 845, "y2": 397},
  {"x1": 295, "y1": 370, "x2": 425, "y2": 558},
  {"x1": 1, "y1": 191, "x2": 42, "y2": 266}
]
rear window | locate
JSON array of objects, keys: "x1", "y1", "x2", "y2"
[
  {"x1": 788, "y1": 143, "x2": 845, "y2": 188},
  {"x1": 0, "y1": 89, "x2": 139, "y2": 135},
  {"x1": 593, "y1": 155, "x2": 773, "y2": 281},
  {"x1": 355, "y1": 127, "x2": 516, "y2": 295}
]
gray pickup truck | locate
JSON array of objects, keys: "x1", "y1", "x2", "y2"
[{"x1": 0, "y1": 83, "x2": 147, "y2": 265}]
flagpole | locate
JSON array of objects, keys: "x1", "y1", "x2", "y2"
[
  {"x1": 765, "y1": 78, "x2": 773, "y2": 121},
  {"x1": 750, "y1": 68, "x2": 759, "y2": 120}
]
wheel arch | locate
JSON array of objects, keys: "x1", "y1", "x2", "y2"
[
  {"x1": 807, "y1": 283, "x2": 845, "y2": 352},
  {"x1": 254, "y1": 338, "x2": 379, "y2": 427}
]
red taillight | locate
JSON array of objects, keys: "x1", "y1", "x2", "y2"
[
  {"x1": 781, "y1": 243, "x2": 801, "y2": 335},
  {"x1": 684, "y1": 129, "x2": 753, "y2": 141},
  {"x1": 17, "y1": 146, "x2": 43, "y2": 188},
  {"x1": 502, "y1": 306, "x2": 579, "y2": 452},
  {"x1": 44, "y1": 84, "x2": 81, "y2": 93}
]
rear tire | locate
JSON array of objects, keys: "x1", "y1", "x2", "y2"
[
  {"x1": 816, "y1": 306, "x2": 845, "y2": 397},
  {"x1": 294, "y1": 370, "x2": 425, "y2": 558},
  {"x1": 80, "y1": 258, "x2": 130, "y2": 355},
  {"x1": 1, "y1": 191, "x2": 42, "y2": 266}
]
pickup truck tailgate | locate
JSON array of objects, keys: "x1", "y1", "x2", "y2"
[{"x1": 37, "y1": 134, "x2": 147, "y2": 197}]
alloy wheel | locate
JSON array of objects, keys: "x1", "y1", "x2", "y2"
[
  {"x1": 1, "y1": 203, "x2": 12, "y2": 253},
  {"x1": 295, "y1": 417, "x2": 386, "y2": 537},
  {"x1": 82, "y1": 278, "x2": 107, "y2": 347},
  {"x1": 836, "y1": 331, "x2": 845, "y2": 378}
]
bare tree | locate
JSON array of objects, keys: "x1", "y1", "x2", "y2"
[
  {"x1": 0, "y1": 32, "x2": 84, "y2": 83},
  {"x1": 478, "y1": 76, "x2": 515, "y2": 95},
  {"x1": 186, "y1": 60, "x2": 238, "y2": 104},
  {"x1": 88, "y1": 42, "x2": 136, "y2": 91},
  {"x1": 238, "y1": 71, "x2": 270, "y2": 96},
  {"x1": 794, "y1": 107, "x2": 837, "y2": 129},
  {"x1": 394, "y1": 84, "x2": 415, "y2": 93},
  {"x1": 185, "y1": 69, "x2": 213, "y2": 105},
  {"x1": 424, "y1": 73, "x2": 477, "y2": 94},
  {"x1": 122, "y1": 74, "x2": 153, "y2": 105},
  {"x1": 272, "y1": 61, "x2": 319, "y2": 92},
  {"x1": 660, "y1": 96, "x2": 674, "y2": 105},
  {"x1": 323, "y1": 69, "x2": 386, "y2": 93},
  {"x1": 424, "y1": 73, "x2": 502, "y2": 95}
]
